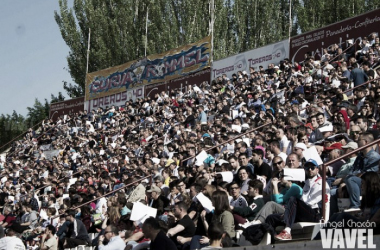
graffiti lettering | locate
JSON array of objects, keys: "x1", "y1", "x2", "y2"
[
  {"x1": 89, "y1": 46, "x2": 209, "y2": 97},
  {"x1": 146, "y1": 48, "x2": 209, "y2": 79},
  {"x1": 184, "y1": 50, "x2": 196, "y2": 67}
]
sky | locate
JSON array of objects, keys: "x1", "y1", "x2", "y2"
[{"x1": 0, "y1": 0, "x2": 75, "y2": 117}]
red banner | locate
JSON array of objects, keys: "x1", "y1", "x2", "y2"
[
  {"x1": 145, "y1": 68, "x2": 211, "y2": 99},
  {"x1": 145, "y1": 82, "x2": 167, "y2": 99},
  {"x1": 49, "y1": 97, "x2": 85, "y2": 121},
  {"x1": 290, "y1": 9, "x2": 380, "y2": 63}
]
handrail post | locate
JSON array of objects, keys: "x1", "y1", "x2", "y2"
[{"x1": 321, "y1": 163, "x2": 326, "y2": 222}]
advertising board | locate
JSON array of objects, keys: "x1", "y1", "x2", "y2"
[
  {"x1": 49, "y1": 97, "x2": 85, "y2": 120},
  {"x1": 85, "y1": 86, "x2": 144, "y2": 112},
  {"x1": 211, "y1": 40, "x2": 289, "y2": 80},
  {"x1": 145, "y1": 68, "x2": 211, "y2": 98},
  {"x1": 290, "y1": 9, "x2": 380, "y2": 63}
]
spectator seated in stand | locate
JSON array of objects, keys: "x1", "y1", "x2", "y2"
[{"x1": 1, "y1": 30, "x2": 380, "y2": 248}]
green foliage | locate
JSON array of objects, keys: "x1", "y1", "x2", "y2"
[
  {"x1": 56, "y1": 0, "x2": 380, "y2": 98},
  {"x1": 0, "y1": 111, "x2": 26, "y2": 149},
  {"x1": 51, "y1": 92, "x2": 66, "y2": 104},
  {"x1": 25, "y1": 99, "x2": 50, "y2": 129},
  {"x1": 0, "y1": 95, "x2": 62, "y2": 149},
  {"x1": 3, "y1": 0, "x2": 380, "y2": 149},
  {"x1": 295, "y1": 0, "x2": 380, "y2": 33},
  {"x1": 55, "y1": 0, "x2": 294, "y2": 97}
]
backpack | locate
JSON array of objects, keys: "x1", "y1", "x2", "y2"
[{"x1": 242, "y1": 223, "x2": 276, "y2": 245}]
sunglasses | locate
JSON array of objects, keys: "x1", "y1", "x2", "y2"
[
  {"x1": 273, "y1": 161, "x2": 283, "y2": 165},
  {"x1": 304, "y1": 165, "x2": 317, "y2": 171}
]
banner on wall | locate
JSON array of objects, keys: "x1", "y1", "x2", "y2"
[
  {"x1": 167, "y1": 68, "x2": 211, "y2": 95},
  {"x1": 145, "y1": 82, "x2": 166, "y2": 99},
  {"x1": 85, "y1": 86, "x2": 144, "y2": 112},
  {"x1": 211, "y1": 40, "x2": 289, "y2": 81},
  {"x1": 49, "y1": 97, "x2": 85, "y2": 121},
  {"x1": 290, "y1": 9, "x2": 380, "y2": 63},
  {"x1": 86, "y1": 36, "x2": 211, "y2": 101},
  {"x1": 144, "y1": 68, "x2": 211, "y2": 98}
]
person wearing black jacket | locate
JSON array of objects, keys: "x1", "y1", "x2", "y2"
[
  {"x1": 147, "y1": 186, "x2": 168, "y2": 217},
  {"x1": 183, "y1": 109, "x2": 196, "y2": 128},
  {"x1": 143, "y1": 217, "x2": 177, "y2": 250},
  {"x1": 59, "y1": 209, "x2": 90, "y2": 250}
]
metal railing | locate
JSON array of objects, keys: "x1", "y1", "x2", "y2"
[
  {"x1": 57, "y1": 174, "x2": 154, "y2": 217},
  {"x1": 181, "y1": 122, "x2": 272, "y2": 164},
  {"x1": 180, "y1": 76, "x2": 379, "y2": 165},
  {"x1": 51, "y1": 138, "x2": 380, "y2": 221},
  {"x1": 137, "y1": 44, "x2": 355, "y2": 149},
  {"x1": 0, "y1": 121, "x2": 43, "y2": 153},
  {"x1": 0, "y1": 112, "x2": 59, "y2": 153},
  {"x1": 319, "y1": 137, "x2": 380, "y2": 221},
  {"x1": 310, "y1": 43, "x2": 355, "y2": 78},
  {"x1": 2, "y1": 41, "x2": 373, "y2": 220},
  {"x1": 34, "y1": 169, "x2": 87, "y2": 192}
]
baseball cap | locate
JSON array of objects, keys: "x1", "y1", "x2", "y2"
[
  {"x1": 341, "y1": 142, "x2": 358, "y2": 150},
  {"x1": 304, "y1": 159, "x2": 319, "y2": 168},
  {"x1": 304, "y1": 123, "x2": 313, "y2": 130},
  {"x1": 324, "y1": 143, "x2": 343, "y2": 151},
  {"x1": 294, "y1": 143, "x2": 307, "y2": 151},
  {"x1": 147, "y1": 186, "x2": 162, "y2": 194},
  {"x1": 165, "y1": 159, "x2": 175, "y2": 167}
]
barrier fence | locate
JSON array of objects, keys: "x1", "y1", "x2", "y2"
[{"x1": 57, "y1": 175, "x2": 154, "y2": 217}]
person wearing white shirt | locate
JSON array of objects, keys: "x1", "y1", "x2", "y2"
[
  {"x1": 98, "y1": 225, "x2": 126, "y2": 250},
  {"x1": 0, "y1": 228, "x2": 25, "y2": 250},
  {"x1": 95, "y1": 189, "x2": 108, "y2": 215},
  {"x1": 266, "y1": 159, "x2": 329, "y2": 241},
  {"x1": 276, "y1": 129, "x2": 289, "y2": 154}
]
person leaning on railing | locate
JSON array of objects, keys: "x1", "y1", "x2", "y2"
[
  {"x1": 314, "y1": 171, "x2": 380, "y2": 240},
  {"x1": 2, "y1": 30, "x2": 380, "y2": 248},
  {"x1": 342, "y1": 132, "x2": 380, "y2": 211}
]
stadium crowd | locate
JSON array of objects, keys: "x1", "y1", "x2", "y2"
[{"x1": 1, "y1": 34, "x2": 380, "y2": 250}]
